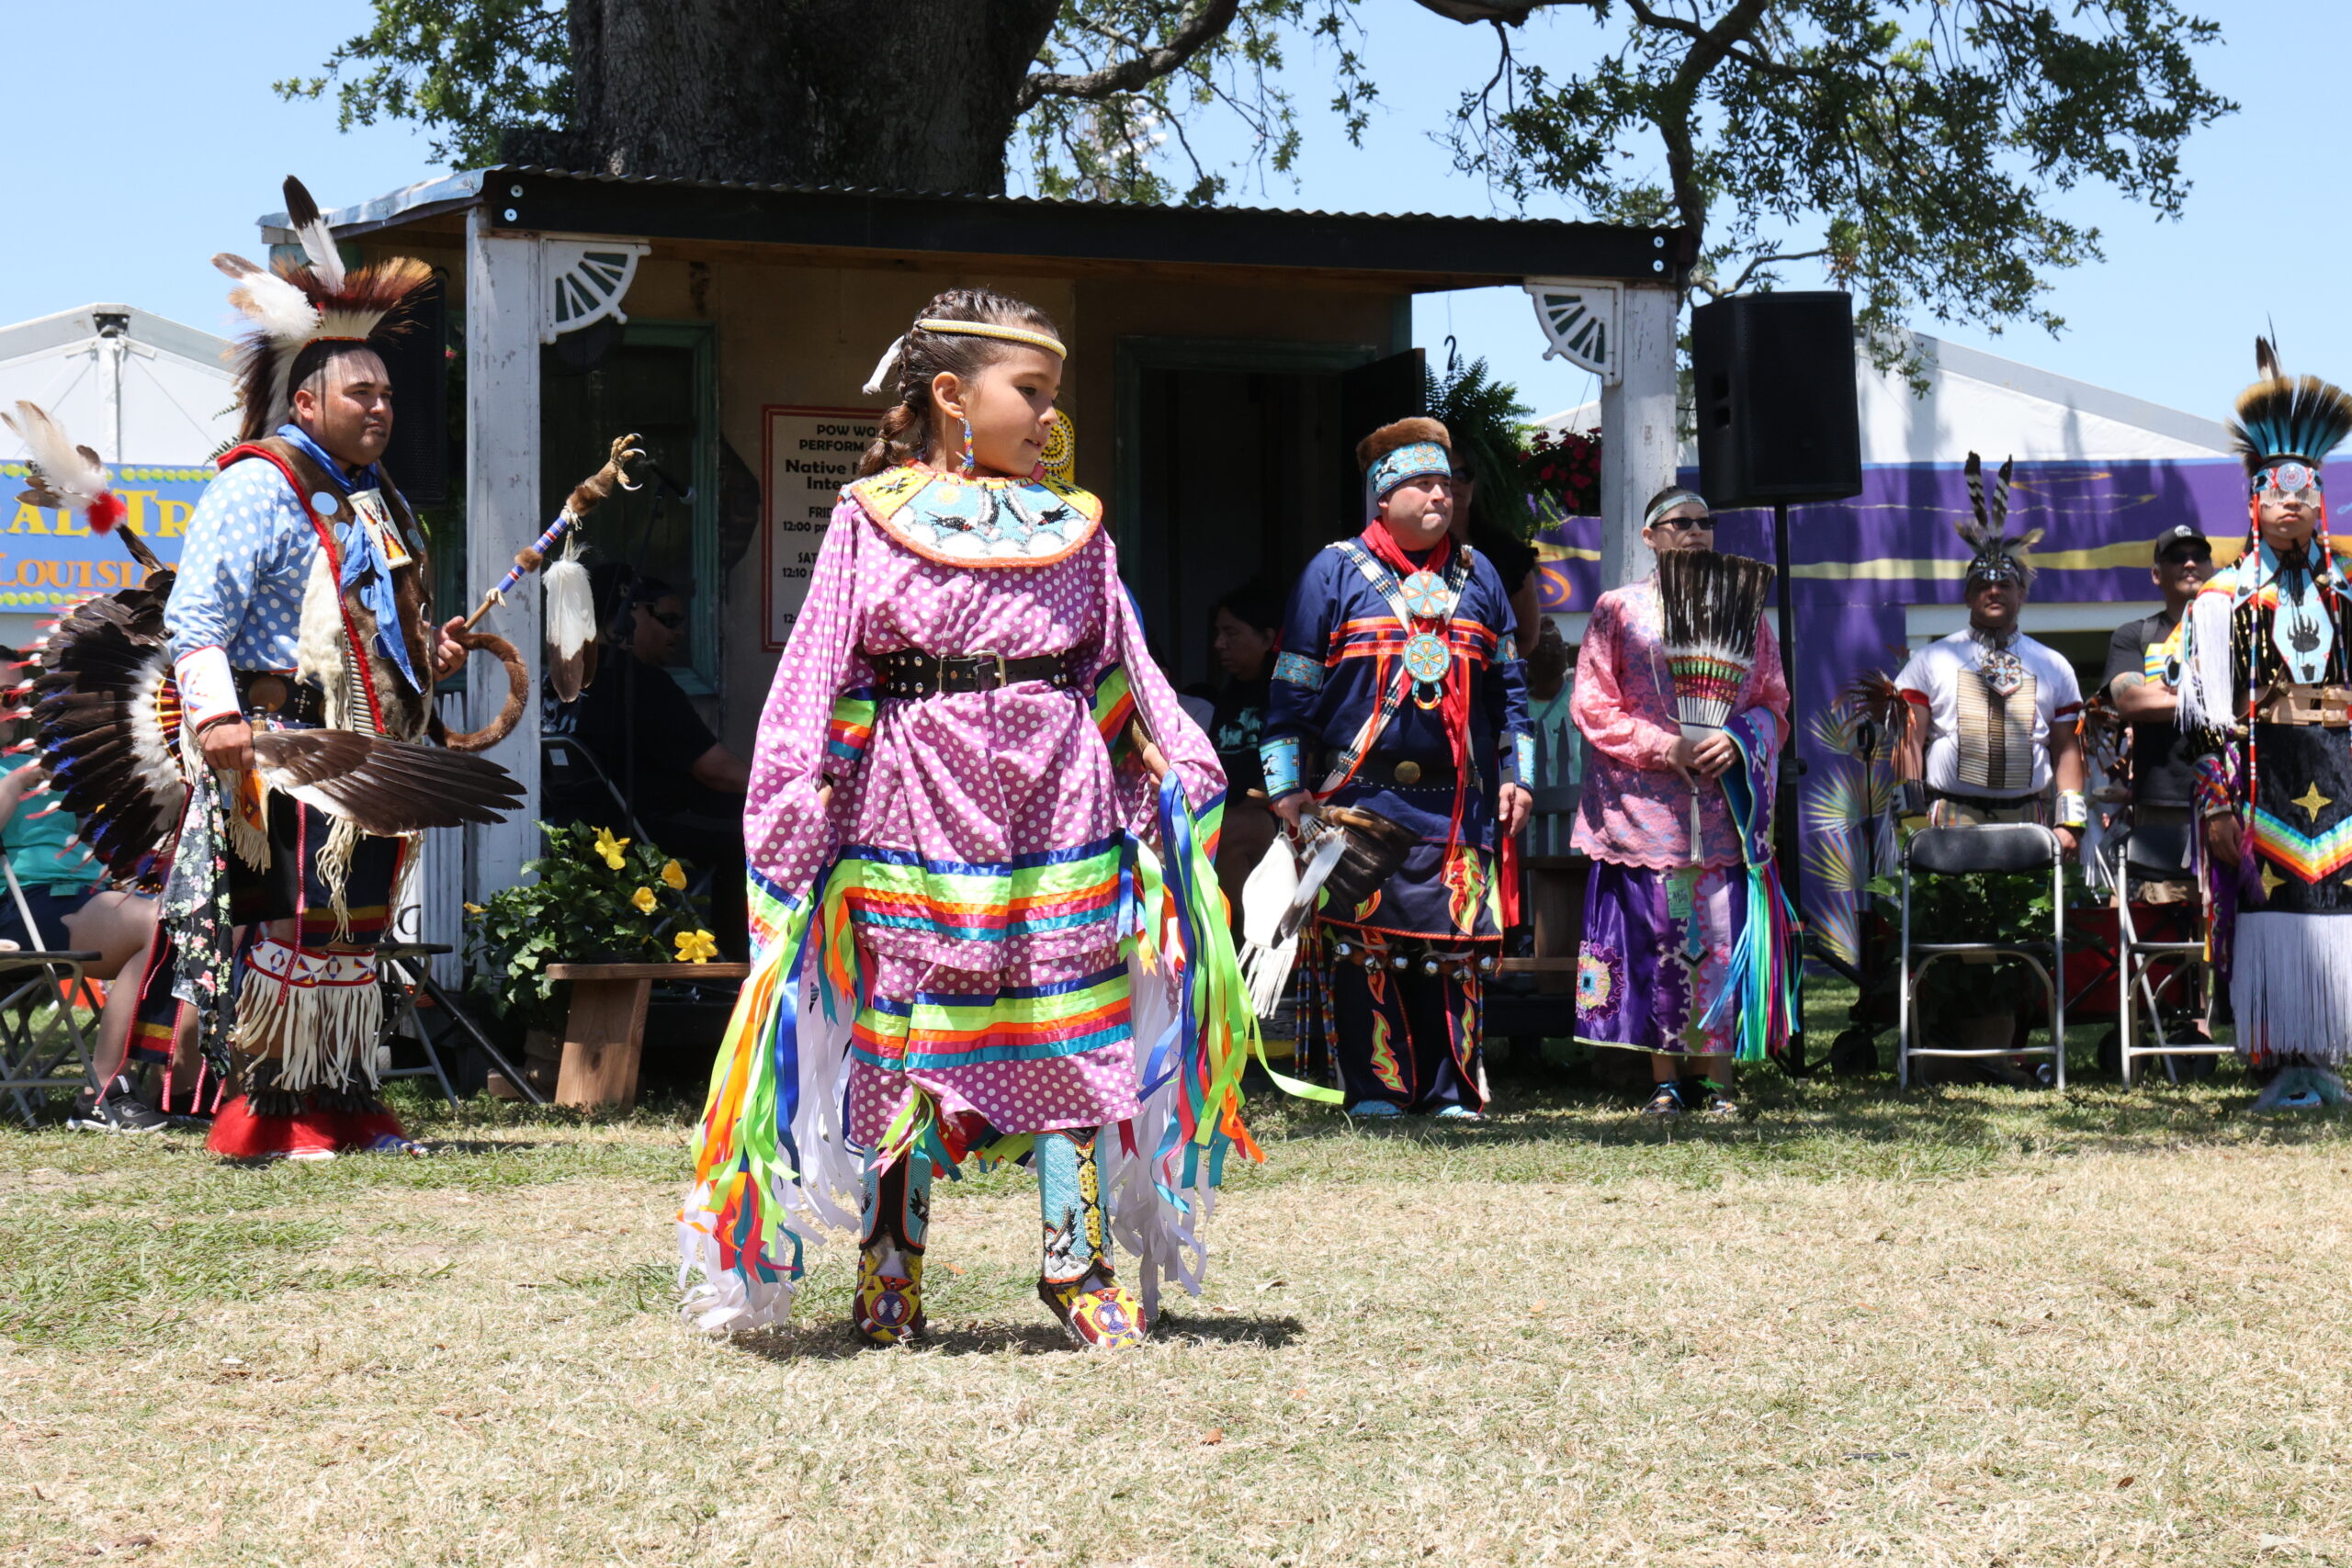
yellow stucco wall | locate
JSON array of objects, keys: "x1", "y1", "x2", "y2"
[
  {"x1": 388, "y1": 232, "x2": 1406, "y2": 753},
  {"x1": 624, "y1": 254, "x2": 1401, "y2": 750}
]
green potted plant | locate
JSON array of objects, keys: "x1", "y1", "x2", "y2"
[{"x1": 463, "y1": 821, "x2": 717, "y2": 1036}]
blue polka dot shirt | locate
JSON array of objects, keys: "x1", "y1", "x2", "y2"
[{"x1": 164, "y1": 456, "x2": 333, "y2": 671}]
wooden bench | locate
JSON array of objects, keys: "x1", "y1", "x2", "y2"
[{"x1": 543, "y1": 962, "x2": 752, "y2": 1110}]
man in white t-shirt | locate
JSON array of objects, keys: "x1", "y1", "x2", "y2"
[{"x1": 1893, "y1": 457, "x2": 2088, "y2": 855}]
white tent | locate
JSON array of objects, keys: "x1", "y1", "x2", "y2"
[
  {"x1": 0, "y1": 305, "x2": 235, "y2": 649},
  {"x1": 0, "y1": 303, "x2": 236, "y2": 468},
  {"x1": 1541, "y1": 329, "x2": 2228, "y2": 463}
]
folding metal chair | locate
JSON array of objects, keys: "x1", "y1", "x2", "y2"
[
  {"x1": 0, "y1": 853, "x2": 103, "y2": 1123},
  {"x1": 1896, "y1": 823, "x2": 2067, "y2": 1089},
  {"x1": 542, "y1": 733, "x2": 654, "y2": 846},
  {"x1": 373, "y1": 942, "x2": 547, "y2": 1108},
  {"x1": 2104, "y1": 822, "x2": 2227, "y2": 1087}
]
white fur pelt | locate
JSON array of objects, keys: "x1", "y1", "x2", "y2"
[
  {"x1": 2177, "y1": 587, "x2": 2241, "y2": 738},
  {"x1": 297, "y1": 549, "x2": 355, "y2": 730}
]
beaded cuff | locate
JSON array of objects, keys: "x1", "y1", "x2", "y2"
[{"x1": 1261, "y1": 734, "x2": 1303, "y2": 799}]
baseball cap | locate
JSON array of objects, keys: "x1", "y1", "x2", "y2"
[{"x1": 2153, "y1": 524, "x2": 2210, "y2": 562}]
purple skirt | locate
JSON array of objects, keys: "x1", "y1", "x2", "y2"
[{"x1": 1575, "y1": 861, "x2": 1746, "y2": 1057}]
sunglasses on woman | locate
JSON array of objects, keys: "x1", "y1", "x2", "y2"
[{"x1": 1654, "y1": 516, "x2": 1715, "y2": 534}]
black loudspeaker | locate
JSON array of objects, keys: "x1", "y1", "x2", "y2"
[
  {"x1": 1690, "y1": 291, "x2": 1861, "y2": 507},
  {"x1": 377, "y1": 272, "x2": 449, "y2": 505}
]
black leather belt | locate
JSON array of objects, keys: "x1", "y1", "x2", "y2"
[
  {"x1": 1363, "y1": 754, "x2": 1456, "y2": 789},
  {"x1": 235, "y1": 671, "x2": 325, "y2": 726},
  {"x1": 874, "y1": 649, "x2": 1072, "y2": 700}
]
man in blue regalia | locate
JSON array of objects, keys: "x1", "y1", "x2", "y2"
[{"x1": 1263, "y1": 417, "x2": 1531, "y2": 1119}]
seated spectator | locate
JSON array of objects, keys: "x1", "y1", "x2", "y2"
[
  {"x1": 544, "y1": 566, "x2": 752, "y2": 950},
  {"x1": 0, "y1": 753, "x2": 167, "y2": 1131}
]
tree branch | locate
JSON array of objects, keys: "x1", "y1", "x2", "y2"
[
  {"x1": 1648, "y1": 0, "x2": 1772, "y2": 242},
  {"x1": 1693, "y1": 247, "x2": 1834, "y2": 300},
  {"x1": 1018, "y1": 0, "x2": 1244, "y2": 113}
]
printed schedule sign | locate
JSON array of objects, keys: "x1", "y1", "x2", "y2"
[{"x1": 762, "y1": 405, "x2": 880, "y2": 649}]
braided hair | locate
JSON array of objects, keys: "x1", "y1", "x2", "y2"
[{"x1": 858, "y1": 288, "x2": 1064, "y2": 478}]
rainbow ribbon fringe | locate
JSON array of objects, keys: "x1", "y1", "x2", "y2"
[
  {"x1": 1700, "y1": 712, "x2": 1803, "y2": 1062},
  {"x1": 678, "y1": 873, "x2": 817, "y2": 1319},
  {"x1": 678, "y1": 763, "x2": 1336, "y2": 1332}
]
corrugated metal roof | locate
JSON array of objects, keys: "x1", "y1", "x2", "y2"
[{"x1": 260, "y1": 164, "x2": 1658, "y2": 241}]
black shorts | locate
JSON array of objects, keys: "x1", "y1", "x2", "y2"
[{"x1": 0, "y1": 884, "x2": 103, "y2": 953}]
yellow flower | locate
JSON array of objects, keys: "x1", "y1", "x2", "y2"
[
  {"x1": 463, "y1": 902, "x2": 484, "y2": 915},
  {"x1": 661, "y1": 859, "x2": 687, "y2": 891},
  {"x1": 592, "y1": 827, "x2": 630, "y2": 870},
  {"x1": 630, "y1": 886, "x2": 657, "y2": 914},
  {"x1": 673, "y1": 929, "x2": 718, "y2": 964}
]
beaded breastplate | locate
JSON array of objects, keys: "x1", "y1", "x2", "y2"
[{"x1": 849, "y1": 463, "x2": 1102, "y2": 568}]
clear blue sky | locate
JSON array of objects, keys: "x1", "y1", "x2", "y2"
[{"x1": 1, "y1": 2, "x2": 2322, "y2": 430}]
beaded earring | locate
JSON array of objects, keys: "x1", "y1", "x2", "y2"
[{"x1": 960, "y1": 414, "x2": 977, "y2": 479}]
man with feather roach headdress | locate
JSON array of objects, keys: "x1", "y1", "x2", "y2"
[
  {"x1": 127, "y1": 178, "x2": 518, "y2": 1158},
  {"x1": 1262, "y1": 418, "x2": 1531, "y2": 1120},
  {"x1": 1892, "y1": 453, "x2": 2087, "y2": 849},
  {"x1": 2177, "y1": 342, "x2": 2352, "y2": 1111}
]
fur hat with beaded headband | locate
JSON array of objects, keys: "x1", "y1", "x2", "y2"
[{"x1": 1356, "y1": 417, "x2": 1454, "y2": 509}]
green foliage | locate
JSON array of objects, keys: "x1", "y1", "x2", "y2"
[
  {"x1": 275, "y1": 0, "x2": 571, "y2": 167},
  {"x1": 1021, "y1": 2, "x2": 1363, "y2": 204},
  {"x1": 462, "y1": 821, "x2": 701, "y2": 1029},
  {"x1": 1448, "y1": 0, "x2": 2232, "y2": 347},
  {"x1": 283, "y1": 0, "x2": 2229, "y2": 350},
  {"x1": 1424, "y1": 354, "x2": 1535, "y2": 536}
]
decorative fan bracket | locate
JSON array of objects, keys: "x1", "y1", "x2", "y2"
[
  {"x1": 541, "y1": 237, "x2": 650, "y2": 345},
  {"x1": 1521, "y1": 278, "x2": 1623, "y2": 386}
]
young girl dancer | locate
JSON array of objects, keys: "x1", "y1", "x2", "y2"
[{"x1": 681, "y1": 289, "x2": 1286, "y2": 1347}]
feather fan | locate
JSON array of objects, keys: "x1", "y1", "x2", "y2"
[
  {"x1": 251, "y1": 729, "x2": 525, "y2": 835},
  {"x1": 1655, "y1": 548, "x2": 1775, "y2": 737}
]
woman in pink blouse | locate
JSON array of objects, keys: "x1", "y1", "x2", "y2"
[{"x1": 1569, "y1": 488, "x2": 1789, "y2": 1116}]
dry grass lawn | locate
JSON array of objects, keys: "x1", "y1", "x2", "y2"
[{"x1": 6, "y1": 1055, "x2": 2352, "y2": 1566}]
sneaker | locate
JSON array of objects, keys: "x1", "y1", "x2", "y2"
[
  {"x1": 1432, "y1": 1104, "x2": 1483, "y2": 1122},
  {"x1": 66, "y1": 1079, "x2": 171, "y2": 1134},
  {"x1": 1347, "y1": 1100, "x2": 1404, "y2": 1118},
  {"x1": 1642, "y1": 1082, "x2": 1686, "y2": 1118},
  {"x1": 360, "y1": 1132, "x2": 430, "y2": 1156}
]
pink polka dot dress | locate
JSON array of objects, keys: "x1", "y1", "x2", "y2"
[{"x1": 745, "y1": 466, "x2": 1225, "y2": 1149}]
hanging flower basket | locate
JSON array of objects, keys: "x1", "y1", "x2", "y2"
[{"x1": 1522, "y1": 427, "x2": 1602, "y2": 520}]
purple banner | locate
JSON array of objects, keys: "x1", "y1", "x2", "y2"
[{"x1": 1537, "y1": 456, "x2": 2259, "y2": 617}]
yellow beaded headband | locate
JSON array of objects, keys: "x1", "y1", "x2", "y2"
[
  {"x1": 915, "y1": 319, "x2": 1067, "y2": 359},
  {"x1": 861, "y1": 319, "x2": 1069, "y2": 397}
]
